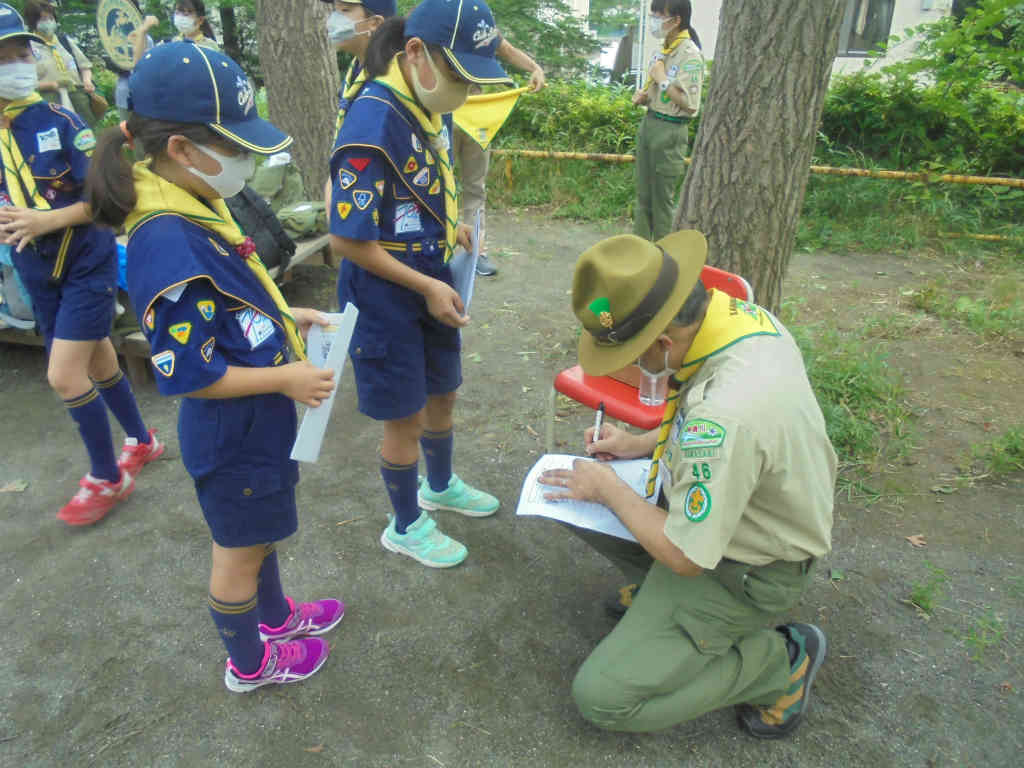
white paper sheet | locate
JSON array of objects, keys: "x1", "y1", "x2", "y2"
[
  {"x1": 290, "y1": 303, "x2": 358, "y2": 463},
  {"x1": 515, "y1": 454, "x2": 662, "y2": 542},
  {"x1": 449, "y1": 208, "x2": 481, "y2": 313}
]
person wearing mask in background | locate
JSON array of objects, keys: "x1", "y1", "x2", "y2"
[
  {"x1": 134, "y1": 0, "x2": 219, "y2": 66},
  {"x1": 23, "y1": 1, "x2": 99, "y2": 128},
  {"x1": 451, "y1": 38, "x2": 545, "y2": 277},
  {"x1": 631, "y1": 0, "x2": 703, "y2": 242}
]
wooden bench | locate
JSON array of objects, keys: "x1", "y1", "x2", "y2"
[{"x1": 0, "y1": 233, "x2": 334, "y2": 386}]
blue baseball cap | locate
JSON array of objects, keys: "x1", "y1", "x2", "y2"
[
  {"x1": 319, "y1": 0, "x2": 397, "y2": 17},
  {"x1": 129, "y1": 42, "x2": 292, "y2": 155},
  {"x1": 406, "y1": 0, "x2": 511, "y2": 85},
  {"x1": 0, "y1": 4, "x2": 43, "y2": 45}
]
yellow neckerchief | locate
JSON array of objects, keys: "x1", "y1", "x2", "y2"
[
  {"x1": 644, "y1": 289, "x2": 780, "y2": 496},
  {"x1": 641, "y1": 29, "x2": 689, "y2": 92},
  {"x1": 124, "y1": 162, "x2": 306, "y2": 360},
  {"x1": 452, "y1": 87, "x2": 527, "y2": 151},
  {"x1": 335, "y1": 59, "x2": 366, "y2": 134},
  {"x1": 40, "y1": 34, "x2": 72, "y2": 76},
  {"x1": 0, "y1": 94, "x2": 51, "y2": 210},
  {"x1": 373, "y1": 54, "x2": 458, "y2": 263},
  {"x1": 173, "y1": 34, "x2": 218, "y2": 49}
]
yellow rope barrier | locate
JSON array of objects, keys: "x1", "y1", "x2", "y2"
[{"x1": 491, "y1": 148, "x2": 1024, "y2": 189}]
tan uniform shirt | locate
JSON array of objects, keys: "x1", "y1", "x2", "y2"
[
  {"x1": 646, "y1": 36, "x2": 703, "y2": 119},
  {"x1": 31, "y1": 36, "x2": 91, "y2": 87},
  {"x1": 661, "y1": 313, "x2": 837, "y2": 569}
]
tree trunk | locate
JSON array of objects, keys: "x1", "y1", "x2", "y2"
[
  {"x1": 219, "y1": 6, "x2": 241, "y2": 64},
  {"x1": 254, "y1": 0, "x2": 339, "y2": 199},
  {"x1": 673, "y1": 0, "x2": 845, "y2": 313}
]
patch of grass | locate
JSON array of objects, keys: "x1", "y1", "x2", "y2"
[
  {"x1": 909, "y1": 561, "x2": 949, "y2": 617},
  {"x1": 910, "y1": 277, "x2": 1024, "y2": 340},
  {"x1": 964, "y1": 610, "x2": 1006, "y2": 661},
  {"x1": 970, "y1": 427, "x2": 1024, "y2": 476}
]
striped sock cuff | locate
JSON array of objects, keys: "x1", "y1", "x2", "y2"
[
  {"x1": 208, "y1": 593, "x2": 259, "y2": 615},
  {"x1": 93, "y1": 370, "x2": 125, "y2": 390},
  {"x1": 380, "y1": 458, "x2": 418, "y2": 472},
  {"x1": 422, "y1": 428, "x2": 453, "y2": 440},
  {"x1": 64, "y1": 388, "x2": 100, "y2": 410}
]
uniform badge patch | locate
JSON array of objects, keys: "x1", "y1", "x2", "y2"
[
  {"x1": 684, "y1": 482, "x2": 711, "y2": 522},
  {"x1": 72, "y1": 128, "x2": 96, "y2": 152},
  {"x1": 424, "y1": 150, "x2": 434, "y2": 166},
  {"x1": 394, "y1": 202, "x2": 422, "y2": 234},
  {"x1": 679, "y1": 419, "x2": 726, "y2": 449},
  {"x1": 200, "y1": 337, "x2": 216, "y2": 363},
  {"x1": 169, "y1": 322, "x2": 192, "y2": 345},
  {"x1": 208, "y1": 238, "x2": 229, "y2": 257},
  {"x1": 428, "y1": 178, "x2": 440, "y2": 196},
  {"x1": 404, "y1": 156, "x2": 418, "y2": 174},
  {"x1": 352, "y1": 189, "x2": 373, "y2": 210},
  {"x1": 339, "y1": 169, "x2": 357, "y2": 189},
  {"x1": 152, "y1": 350, "x2": 175, "y2": 377},
  {"x1": 36, "y1": 127, "x2": 61, "y2": 153},
  {"x1": 374, "y1": 179, "x2": 385, "y2": 196},
  {"x1": 144, "y1": 308, "x2": 155, "y2": 331},
  {"x1": 348, "y1": 157, "x2": 371, "y2": 172},
  {"x1": 197, "y1": 300, "x2": 216, "y2": 322},
  {"x1": 235, "y1": 308, "x2": 275, "y2": 350},
  {"x1": 411, "y1": 133, "x2": 423, "y2": 152},
  {"x1": 413, "y1": 167, "x2": 430, "y2": 187},
  {"x1": 372, "y1": 210, "x2": 380, "y2": 226},
  {"x1": 336, "y1": 201, "x2": 353, "y2": 220}
]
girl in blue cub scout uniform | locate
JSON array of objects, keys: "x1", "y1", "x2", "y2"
[
  {"x1": 0, "y1": 4, "x2": 162, "y2": 527},
  {"x1": 86, "y1": 43, "x2": 343, "y2": 693},
  {"x1": 328, "y1": 0, "x2": 510, "y2": 568}
]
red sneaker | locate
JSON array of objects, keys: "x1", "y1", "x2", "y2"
[
  {"x1": 57, "y1": 472, "x2": 134, "y2": 526},
  {"x1": 117, "y1": 429, "x2": 164, "y2": 477}
]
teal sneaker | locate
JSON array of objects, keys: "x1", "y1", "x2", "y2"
[
  {"x1": 417, "y1": 474, "x2": 499, "y2": 518},
  {"x1": 380, "y1": 511, "x2": 467, "y2": 568}
]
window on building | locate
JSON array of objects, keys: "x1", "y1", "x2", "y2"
[{"x1": 837, "y1": 0, "x2": 896, "y2": 56}]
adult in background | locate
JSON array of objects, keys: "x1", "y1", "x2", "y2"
[
  {"x1": 133, "y1": 0, "x2": 219, "y2": 65},
  {"x1": 452, "y1": 38, "x2": 545, "y2": 277},
  {"x1": 632, "y1": 0, "x2": 703, "y2": 241},
  {"x1": 23, "y1": 1, "x2": 99, "y2": 128},
  {"x1": 540, "y1": 232, "x2": 835, "y2": 738}
]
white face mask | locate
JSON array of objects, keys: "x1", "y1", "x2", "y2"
[
  {"x1": 188, "y1": 144, "x2": 255, "y2": 199},
  {"x1": 327, "y1": 11, "x2": 363, "y2": 45},
  {"x1": 409, "y1": 50, "x2": 470, "y2": 115},
  {"x1": 37, "y1": 20, "x2": 58, "y2": 38},
  {"x1": 0, "y1": 61, "x2": 39, "y2": 101},
  {"x1": 174, "y1": 13, "x2": 198, "y2": 35}
]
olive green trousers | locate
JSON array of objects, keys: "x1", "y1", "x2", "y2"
[{"x1": 632, "y1": 112, "x2": 689, "y2": 242}]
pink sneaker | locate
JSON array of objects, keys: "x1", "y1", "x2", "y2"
[
  {"x1": 117, "y1": 429, "x2": 165, "y2": 477},
  {"x1": 57, "y1": 471, "x2": 134, "y2": 526},
  {"x1": 259, "y1": 596, "x2": 345, "y2": 642},
  {"x1": 223, "y1": 638, "x2": 330, "y2": 693}
]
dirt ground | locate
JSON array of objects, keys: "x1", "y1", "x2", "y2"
[{"x1": 1, "y1": 210, "x2": 1021, "y2": 767}]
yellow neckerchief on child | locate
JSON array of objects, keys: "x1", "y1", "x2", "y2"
[
  {"x1": 641, "y1": 29, "x2": 689, "y2": 92},
  {"x1": 373, "y1": 54, "x2": 458, "y2": 263},
  {"x1": 124, "y1": 162, "x2": 306, "y2": 360},
  {"x1": 335, "y1": 59, "x2": 367, "y2": 134},
  {"x1": 452, "y1": 87, "x2": 527, "y2": 151},
  {"x1": 644, "y1": 288, "x2": 780, "y2": 497},
  {"x1": 0, "y1": 94, "x2": 51, "y2": 210}
]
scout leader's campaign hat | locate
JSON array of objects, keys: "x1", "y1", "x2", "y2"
[
  {"x1": 406, "y1": 0, "x2": 512, "y2": 85},
  {"x1": 0, "y1": 4, "x2": 44, "y2": 45},
  {"x1": 572, "y1": 231, "x2": 708, "y2": 376},
  {"x1": 319, "y1": 0, "x2": 397, "y2": 16},
  {"x1": 129, "y1": 42, "x2": 292, "y2": 154}
]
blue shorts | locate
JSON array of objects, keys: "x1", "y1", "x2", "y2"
[
  {"x1": 338, "y1": 252, "x2": 462, "y2": 421},
  {"x1": 180, "y1": 394, "x2": 300, "y2": 548},
  {"x1": 11, "y1": 227, "x2": 117, "y2": 343}
]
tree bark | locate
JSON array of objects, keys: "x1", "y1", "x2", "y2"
[
  {"x1": 254, "y1": 0, "x2": 340, "y2": 199},
  {"x1": 673, "y1": 0, "x2": 845, "y2": 313},
  {"x1": 219, "y1": 6, "x2": 241, "y2": 64}
]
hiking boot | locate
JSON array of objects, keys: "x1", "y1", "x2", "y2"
[
  {"x1": 259, "y1": 596, "x2": 345, "y2": 642},
  {"x1": 604, "y1": 583, "x2": 639, "y2": 619},
  {"x1": 224, "y1": 637, "x2": 330, "y2": 693},
  {"x1": 475, "y1": 253, "x2": 498, "y2": 276},
  {"x1": 736, "y1": 623, "x2": 828, "y2": 739},
  {"x1": 57, "y1": 471, "x2": 134, "y2": 526},
  {"x1": 117, "y1": 429, "x2": 165, "y2": 477},
  {"x1": 417, "y1": 473, "x2": 499, "y2": 518},
  {"x1": 380, "y1": 511, "x2": 467, "y2": 568}
]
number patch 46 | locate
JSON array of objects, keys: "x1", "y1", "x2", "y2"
[{"x1": 691, "y1": 463, "x2": 712, "y2": 481}]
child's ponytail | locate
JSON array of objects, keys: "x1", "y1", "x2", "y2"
[{"x1": 85, "y1": 121, "x2": 138, "y2": 230}]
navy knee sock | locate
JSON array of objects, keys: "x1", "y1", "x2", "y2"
[
  {"x1": 380, "y1": 459, "x2": 420, "y2": 534},
  {"x1": 65, "y1": 388, "x2": 119, "y2": 483},
  {"x1": 420, "y1": 428, "x2": 453, "y2": 493},
  {"x1": 94, "y1": 370, "x2": 149, "y2": 444},
  {"x1": 257, "y1": 545, "x2": 291, "y2": 629},
  {"x1": 208, "y1": 593, "x2": 265, "y2": 674}
]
